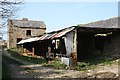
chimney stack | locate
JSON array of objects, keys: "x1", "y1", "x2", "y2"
[{"x1": 22, "y1": 18, "x2": 28, "y2": 21}]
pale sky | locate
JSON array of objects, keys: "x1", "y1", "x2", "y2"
[
  {"x1": 1, "y1": 0, "x2": 119, "y2": 40},
  {"x1": 18, "y1": 2, "x2": 118, "y2": 32},
  {"x1": 25, "y1": 0, "x2": 119, "y2": 2}
]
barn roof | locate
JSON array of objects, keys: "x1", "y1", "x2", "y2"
[
  {"x1": 10, "y1": 18, "x2": 46, "y2": 29},
  {"x1": 17, "y1": 17, "x2": 120, "y2": 44},
  {"x1": 78, "y1": 17, "x2": 119, "y2": 28},
  {"x1": 17, "y1": 27, "x2": 75, "y2": 44}
]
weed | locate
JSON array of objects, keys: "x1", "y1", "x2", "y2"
[{"x1": 43, "y1": 61, "x2": 66, "y2": 69}]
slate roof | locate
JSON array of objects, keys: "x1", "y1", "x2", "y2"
[
  {"x1": 11, "y1": 18, "x2": 46, "y2": 29},
  {"x1": 79, "y1": 17, "x2": 119, "y2": 28}
]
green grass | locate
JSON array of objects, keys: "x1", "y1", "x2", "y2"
[
  {"x1": 43, "y1": 61, "x2": 66, "y2": 69},
  {"x1": 43, "y1": 57, "x2": 118, "y2": 71},
  {"x1": 7, "y1": 48, "x2": 47, "y2": 64},
  {"x1": 72, "y1": 62, "x2": 91, "y2": 71},
  {"x1": 84, "y1": 57, "x2": 117, "y2": 66},
  {"x1": 6, "y1": 48, "x2": 119, "y2": 71},
  {"x1": 72, "y1": 57, "x2": 118, "y2": 71}
]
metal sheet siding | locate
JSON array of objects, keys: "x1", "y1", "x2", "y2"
[
  {"x1": 64, "y1": 31, "x2": 74, "y2": 56},
  {"x1": 53, "y1": 27, "x2": 75, "y2": 38}
]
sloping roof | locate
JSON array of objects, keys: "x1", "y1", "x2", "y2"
[
  {"x1": 17, "y1": 27, "x2": 75, "y2": 44},
  {"x1": 10, "y1": 18, "x2": 46, "y2": 29},
  {"x1": 53, "y1": 27, "x2": 75, "y2": 38},
  {"x1": 79, "y1": 17, "x2": 119, "y2": 28},
  {"x1": 17, "y1": 37, "x2": 39, "y2": 44}
]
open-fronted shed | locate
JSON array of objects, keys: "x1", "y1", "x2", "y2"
[{"x1": 17, "y1": 17, "x2": 120, "y2": 66}]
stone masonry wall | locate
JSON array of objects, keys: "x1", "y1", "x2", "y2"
[
  {"x1": 7, "y1": 20, "x2": 46, "y2": 49},
  {"x1": 14, "y1": 27, "x2": 45, "y2": 39},
  {"x1": 103, "y1": 31, "x2": 120, "y2": 59}
]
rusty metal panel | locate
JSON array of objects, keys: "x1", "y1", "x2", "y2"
[{"x1": 53, "y1": 27, "x2": 75, "y2": 38}]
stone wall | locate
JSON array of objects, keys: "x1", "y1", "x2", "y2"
[
  {"x1": 14, "y1": 27, "x2": 45, "y2": 39},
  {"x1": 7, "y1": 20, "x2": 46, "y2": 49},
  {"x1": 77, "y1": 31, "x2": 120, "y2": 61},
  {"x1": 103, "y1": 31, "x2": 120, "y2": 59}
]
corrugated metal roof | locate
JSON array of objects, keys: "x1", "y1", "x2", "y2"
[
  {"x1": 42, "y1": 34, "x2": 53, "y2": 40},
  {"x1": 17, "y1": 27, "x2": 75, "y2": 44},
  {"x1": 17, "y1": 37, "x2": 39, "y2": 44},
  {"x1": 53, "y1": 27, "x2": 75, "y2": 38},
  {"x1": 38, "y1": 27, "x2": 75, "y2": 40},
  {"x1": 38, "y1": 34, "x2": 48, "y2": 40}
]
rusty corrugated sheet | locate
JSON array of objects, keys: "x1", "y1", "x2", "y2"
[
  {"x1": 53, "y1": 27, "x2": 75, "y2": 38},
  {"x1": 17, "y1": 27, "x2": 75, "y2": 44},
  {"x1": 38, "y1": 27, "x2": 75, "y2": 40},
  {"x1": 38, "y1": 34, "x2": 48, "y2": 40},
  {"x1": 38, "y1": 33, "x2": 54, "y2": 40}
]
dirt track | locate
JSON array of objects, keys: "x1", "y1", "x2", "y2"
[{"x1": 2, "y1": 49, "x2": 119, "y2": 79}]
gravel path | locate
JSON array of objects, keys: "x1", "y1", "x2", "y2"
[{"x1": 19, "y1": 61, "x2": 119, "y2": 78}]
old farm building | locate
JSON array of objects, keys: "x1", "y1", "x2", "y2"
[
  {"x1": 7, "y1": 18, "x2": 46, "y2": 49},
  {"x1": 17, "y1": 17, "x2": 120, "y2": 66}
]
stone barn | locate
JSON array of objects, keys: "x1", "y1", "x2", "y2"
[
  {"x1": 76, "y1": 17, "x2": 120, "y2": 60},
  {"x1": 17, "y1": 17, "x2": 120, "y2": 66},
  {"x1": 7, "y1": 18, "x2": 46, "y2": 49}
]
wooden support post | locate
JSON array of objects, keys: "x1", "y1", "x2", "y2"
[
  {"x1": 32, "y1": 47, "x2": 34, "y2": 56},
  {"x1": 24, "y1": 48, "x2": 25, "y2": 53}
]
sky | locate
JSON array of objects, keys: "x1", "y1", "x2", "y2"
[{"x1": 1, "y1": 0, "x2": 119, "y2": 40}]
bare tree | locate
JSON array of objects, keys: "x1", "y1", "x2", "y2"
[{"x1": 0, "y1": 0, "x2": 23, "y2": 28}]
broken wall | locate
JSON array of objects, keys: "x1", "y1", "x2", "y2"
[{"x1": 7, "y1": 20, "x2": 46, "y2": 49}]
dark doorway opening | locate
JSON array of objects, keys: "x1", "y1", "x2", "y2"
[
  {"x1": 17, "y1": 38, "x2": 22, "y2": 47},
  {"x1": 95, "y1": 36, "x2": 104, "y2": 51},
  {"x1": 34, "y1": 40, "x2": 49, "y2": 58},
  {"x1": 77, "y1": 32, "x2": 94, "y2": 61}
]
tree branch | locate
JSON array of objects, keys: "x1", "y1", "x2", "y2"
[{"x1": 0, "y1": 0, "x2": 24, "y2": 28}]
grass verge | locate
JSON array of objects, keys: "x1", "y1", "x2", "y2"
[
  {"x1": 7, "y1": 48, "x2": 47, "y2": 64},
  {"x1": 43, "y1": 58, "x2": 118, "y2": 71},
  {"x1": 43, "y1": 61, "x2": 66, "y2": 69},
  {"x1": 72, "y1": 57, "x2": 118, "y2": 71},
  {"x1": 6, "y1": 48, "x2": 119, "y2": 71}
]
